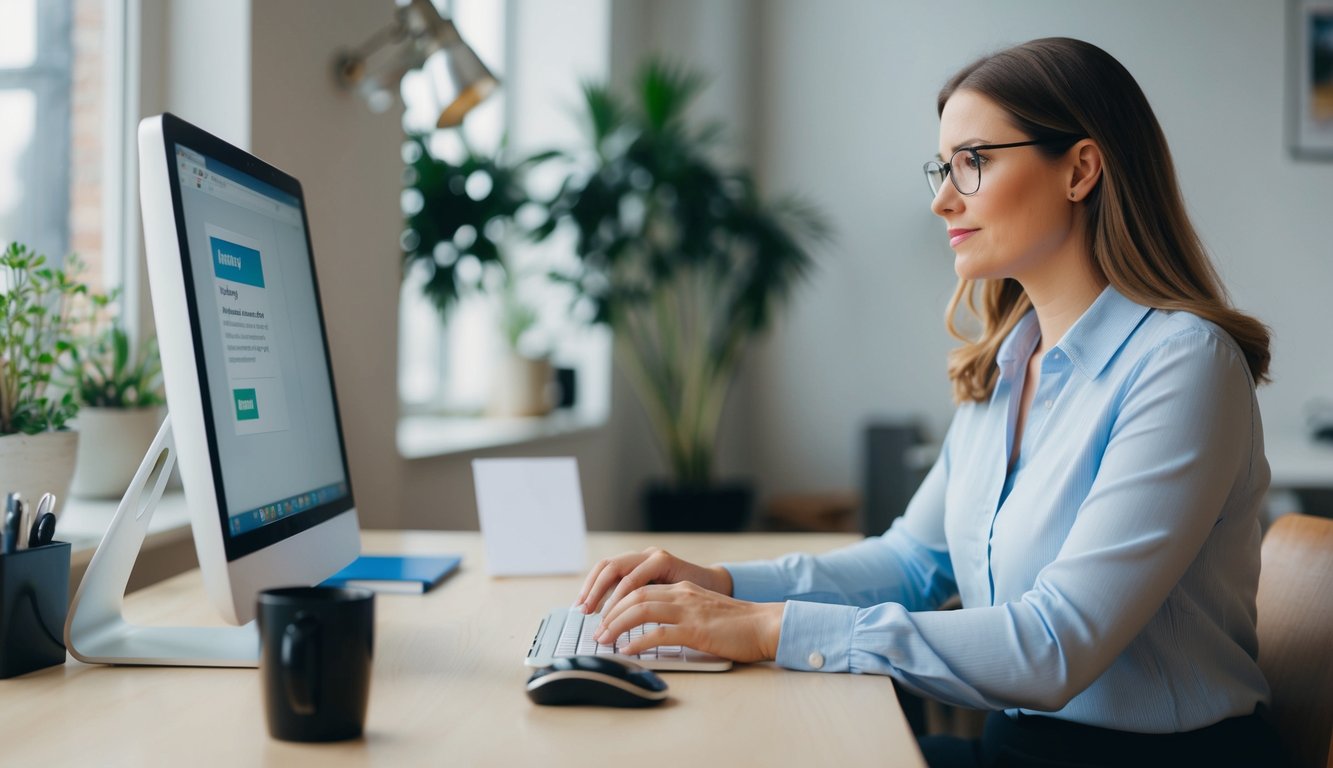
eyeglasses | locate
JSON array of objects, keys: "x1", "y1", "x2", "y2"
[{"x1": 923, "y1": 138, "x2": 1069, "y2": 198}]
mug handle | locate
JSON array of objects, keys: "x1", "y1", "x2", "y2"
[{"x1": 280, "y1": 614, "x2": 320, "y2": 716}]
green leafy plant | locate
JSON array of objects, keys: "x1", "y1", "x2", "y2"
[
  {"x1": 400, "y1": 135, "x2": 553, "y2": 317},
  {"x1": 64, "y1": 291, "x2": 164, "y2": 409},
  {"x1": 532, "y1": 60, "x2": 831, "y2": 488},
  {"x1": 0, "y1": 241, "x2": 89, "y2": 435}
]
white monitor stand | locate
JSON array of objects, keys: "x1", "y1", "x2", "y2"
[{"x1": 63, "y1": 414, "x2": 259, "y2": 667}]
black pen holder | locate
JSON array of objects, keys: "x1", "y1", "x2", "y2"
[{"x1": 0, "y1": 541, "x2": 70, "y2": 678}]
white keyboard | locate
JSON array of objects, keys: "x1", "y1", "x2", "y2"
[
  {"x1": 558, "y1": 609, "x2": 679, "y2": 659},
  {"x1": 525, "y1": 608, "x2": 732, "y2": 672}
]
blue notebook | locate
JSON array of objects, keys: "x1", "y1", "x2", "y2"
[{"x1": 322, "y1": 554, "x2": 462, "y2": 594}]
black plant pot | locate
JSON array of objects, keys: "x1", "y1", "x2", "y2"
[{"x1": 643, "y1": 482, "x2": 754, "y2": 533}]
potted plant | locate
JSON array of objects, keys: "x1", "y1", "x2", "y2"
[
  {"x1": 64, "y1": 293, "x2": 166, "y2": 498},
  {"x1": 0, "y1": 242, "x2": 88, "y2": 507},
  {"x1": 487, "y1": 271, "x2": 554, "y2": 417},
  {"x1": 532, "y1": 60, "x2": 831, "y2": 531},
  {"x1": 400, "y1": 134, "x2": 557, "y2": 415},
  {"x1": 401, "y1": 134, "x2": 531, "y2": 316}
]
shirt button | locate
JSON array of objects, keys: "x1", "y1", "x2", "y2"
[
  {"x1": 1044, "y1": 400, "x2": 1054, "y2": 409},
  {"x1": 1052, "y1": 351, "x2": 1061, "y2": 360},
  {"x1": 808, "y1": 651, "x2": 825, "y2": 669}
]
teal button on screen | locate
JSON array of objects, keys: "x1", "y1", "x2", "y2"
[{"x1": 234, "y1": 388, "x2": 259, "y2": 421}]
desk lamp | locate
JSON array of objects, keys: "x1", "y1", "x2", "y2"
[{"x1": 334, "y1": 0, "x2": 498, "y2": 127}]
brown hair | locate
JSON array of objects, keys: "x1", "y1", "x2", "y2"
[{"x1": 937, "y1": 37, "x2": 1270, "y2": 402}]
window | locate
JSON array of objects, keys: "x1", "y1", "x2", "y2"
[
  {"x1": 395, "y1": 0, "x2": 613, "y2": 453},
  {"x1": 398, "y1": 0, "x2": 506, "y2": 414},
  {"x1": 0, "y1": 0, "x2": 71, "y2": 266},
  {"x1": 0, "y1": 0, "x2": 109, "y2": 291}
]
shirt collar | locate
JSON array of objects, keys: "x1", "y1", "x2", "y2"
[
  {"x1": 996, "y1": 309, "x2": 1041, "y2": 377},
  {"x1": 995, "y1": 286, "x2": 1152, "y2": 380},
  {"x1": 1056, "y1": 286, "x2": 1153, "y2": 379}
]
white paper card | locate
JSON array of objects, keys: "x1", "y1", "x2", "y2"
[{"x1": 472, "y1": 457, "x2": 588, "y2": 576}]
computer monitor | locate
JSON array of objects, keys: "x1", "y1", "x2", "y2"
[{"x1": 64, "y1": 113, "x2": 360, "y2": 666}]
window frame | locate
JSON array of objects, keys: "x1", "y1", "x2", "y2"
[{"x1": 0, "y1": 0, "x2": 73, "y2": 266}]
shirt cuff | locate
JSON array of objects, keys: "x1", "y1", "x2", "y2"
[
  {"x1": 774, "y1": 600, "x2": 858, "y2": 672},
  {"x1": 720, "y1": 560, "x2": 792, "y2": 603}
]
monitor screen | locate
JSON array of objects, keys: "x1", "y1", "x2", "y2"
[{"x1": 170, "y1": 142, "x2": 351, "y2": 546}]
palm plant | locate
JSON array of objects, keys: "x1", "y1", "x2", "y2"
[{"x1": 533, "y1": 60, "x2": 830, "y2": 489}]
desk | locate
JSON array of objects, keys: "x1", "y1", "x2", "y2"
[{"x1": 1, "y1": 531, "x2": 924, "y2": 767}]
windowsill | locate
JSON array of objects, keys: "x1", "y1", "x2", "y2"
[
  {"x1": 61, "y1": 490, "x2": 193, "y2": 568},
  {"x1": 58, "y1": 410, "x2": 611, "y2": 561},
  {"x1": 396, "y1": 409, "x2": 606, "y2": 460}
]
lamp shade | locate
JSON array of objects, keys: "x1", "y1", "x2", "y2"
[
  {"x1": 334, "y1": 0, "x2": 498, "y2": 126},
  {"x1": 423, "y1": 36, "x2": 499, "y2": 128}
]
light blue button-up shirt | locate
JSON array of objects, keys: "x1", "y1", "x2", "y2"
[{"x1": 723, "y1": 286, "x2": 1271, "y2": 732}]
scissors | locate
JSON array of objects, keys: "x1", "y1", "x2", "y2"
[
  {"x1": 26, "y1": 493, "x2": 57, "y2": 549},
  {"x1": 28, "y1": 511, "x2": 56, "y2": 549}
]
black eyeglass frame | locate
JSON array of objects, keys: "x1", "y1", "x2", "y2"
[{"x1": 923, "y1": 138, "x2": 1074, "y2": 197}]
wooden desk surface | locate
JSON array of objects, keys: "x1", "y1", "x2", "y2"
[{"x1": 2, "y1": 531, "x2": 925, "y2": 767}]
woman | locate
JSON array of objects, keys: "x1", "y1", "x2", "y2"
[{"x1": 574, "y1": 38, "x2": 1285, "y2": 766}]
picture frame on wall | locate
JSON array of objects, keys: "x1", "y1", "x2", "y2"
[{"x1": 1290, "y1": 0, "x2": 1333, "y2": 159}]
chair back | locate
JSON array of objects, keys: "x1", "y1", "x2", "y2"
[{"x1": 1256, "y1": 513, "x2": 1333, "y2": 768}]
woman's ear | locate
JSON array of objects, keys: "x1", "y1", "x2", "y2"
[{"x1": 1067, "y1": 139, "x2": 1103, "y2": 203}]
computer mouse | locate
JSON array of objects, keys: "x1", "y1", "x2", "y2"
[{"x1": 525, "y1": 655, "x2": 669, "y2": 708}]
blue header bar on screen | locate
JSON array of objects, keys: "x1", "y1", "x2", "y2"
[
  {"x1": 204, "y1": 156, "x2": 301, "y2": 209},
  {"x1": 210, "y1": 237, "x2": 266, "y2": 287}
]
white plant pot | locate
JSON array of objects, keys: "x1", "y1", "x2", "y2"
[
  {"x1": 69, "y1": 406, "x2": 166, "y2": 499},
  {"x1": 488, "y1": 353, "x2": 554, "y2": 418},
  {"x1": 0, "y1": 430, "x2": 80, "y2": 508}
]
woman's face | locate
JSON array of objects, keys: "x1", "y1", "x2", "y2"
[{"x1": 930, "y1": 91, "x2": 1078, "y2": 283}]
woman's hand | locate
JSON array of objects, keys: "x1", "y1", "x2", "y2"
[
  {"x1": 594, "y1": 582, "x2": 785, "y2": 663},
  {"x1": 574, "y1": 547, "x2": 734, "y2": 616}
]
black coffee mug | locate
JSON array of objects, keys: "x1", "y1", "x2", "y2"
[{"x1": 257, "y1": 586, "x2": 374, "y2": 742}]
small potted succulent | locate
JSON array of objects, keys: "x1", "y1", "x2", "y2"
[
  {"x1": 0, "y1": 242, "x2": 88, "y2": 506},
  {"x1": 64, "y1": 293, "x2": 166, "y2": 498}
]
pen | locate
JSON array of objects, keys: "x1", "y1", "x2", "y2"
[
  {"x1": 17, "y1": 495, "x2": 34, "y2": 551},
  {"x1": 2, "y1": 493, "x2": 20, "y2": 555}
]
